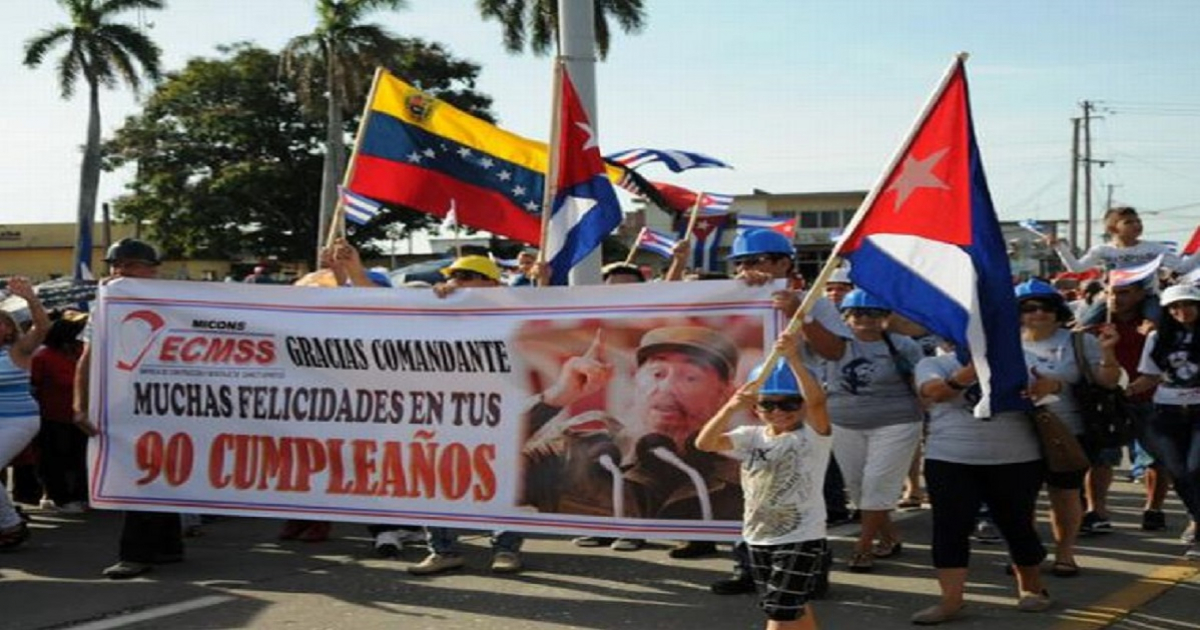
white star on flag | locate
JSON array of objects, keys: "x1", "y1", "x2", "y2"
[
  {"x1": 479, "y1": 157, "x2": 494, "y2": 169},
  {"x1": 575, "y1": 122, "x2": 598, "y2": 151},
  {"x1": 497, "y1": 170, "x2": 512, "y2": 181},
  {"x1": 406, "y1": 151, "x2": 423, "y2": 164},
  {"x1": 422, "y1": 148, "x2": 436, "y2": 159},
  {"x1": 886, "y1": 147, "x2": 950, "y2": 211}
]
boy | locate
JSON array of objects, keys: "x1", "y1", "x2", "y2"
[{"x1": 695, "y1": 332, "x2": 832, "y2": 630}]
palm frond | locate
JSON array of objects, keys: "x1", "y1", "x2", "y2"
[
  {"x1": 96, "y1": 0, "x2": 165, "y2": 16},
  {"x1": 55, "y1": 37, "x2": 85, "y2": 98},
  {"x1": 23, "y1": 26, "x2": 74, "y2": 67}
]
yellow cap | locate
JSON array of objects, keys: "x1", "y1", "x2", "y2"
[{"x1": 442, "y1": 255, "x2": 502, "y2": 281}]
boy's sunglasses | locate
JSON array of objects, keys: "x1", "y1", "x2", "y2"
[
  {"x1": 1019, "y1": 302, "x2": 1057, "y2": 314},
  {"x1": 846, "y1": 308, "x2": 889, "y2": 319},
  {"x1": 757, "y1": 399, "x2": 803, "y2": 412},
  {"x1": 733, "y1": 254, "x2": 784, "y2": 268}
]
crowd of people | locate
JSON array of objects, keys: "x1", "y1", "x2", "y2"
[{"x1": 2, "y1": 203, "x2": 1199, "y2": 629}]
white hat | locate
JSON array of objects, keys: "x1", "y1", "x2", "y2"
[
  {"x1": 1160, "y1": 284, "x2": 1200, "y2": 307},
  {"x1": 828, "y1": 267, "x2": 853, "y2": 285}
]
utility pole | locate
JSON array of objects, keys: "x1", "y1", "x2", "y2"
[
  {"x1": 560, "y1": 0, "x2": 602, "y2": 285},
  {"x1": 1069, "y1": 117, "x2": 1080, "y2": 249},
  {"x1": 1082, "y1": 100, "x2": 1094, "y2": 250}
]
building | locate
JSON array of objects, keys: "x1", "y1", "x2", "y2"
[
  {"x1": 635, "y1": 190, "x2": 1066, "y2": 280},
  {"x1": 0, "y1": 222, "x2": 233, "y2": 282}
]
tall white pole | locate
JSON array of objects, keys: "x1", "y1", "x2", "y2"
[{"x1": 560, "y1": 0, "x2": 602, "y2": 286}]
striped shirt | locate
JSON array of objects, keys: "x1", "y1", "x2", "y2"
[{"x1": 0, "y1": 346, "x2": 38, "y2": 418}]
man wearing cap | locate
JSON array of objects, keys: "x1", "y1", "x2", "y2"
[
  {"x1": 522, "y1": 325, "x2": 743, "y2": 522},
  {"x1": 73, "y1": 238, "x2": 183, "y2": 579},
  {"x1": 601, "y1": 262, "x2": 645, "y2": 285}
]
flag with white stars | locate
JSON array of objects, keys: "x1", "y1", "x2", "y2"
[
  {"x1": 347, "y1": 70, "x2": 553, "y2": 244},
  {"x1": 835, "y1": 55, "x2": 1025, "y2": 417},
  {"x1": 543, "y1": 65, "x2": 624, "y2": 286}
]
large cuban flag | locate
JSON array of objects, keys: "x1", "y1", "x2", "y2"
[
  {"x1": 837, "y1": 55, "x2": 1027, "y2": 417},
  {"x1": 544, "y1": 65, "x2": 624, "y2": 285}
]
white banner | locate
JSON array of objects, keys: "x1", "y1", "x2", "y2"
[{"x1": 89, "y1": 278, "x2": 779, "y2": 539}]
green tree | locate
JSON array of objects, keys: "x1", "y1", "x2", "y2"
[
  {"x1": 105, "y1": 42, "x2": 494, "y2": 266},
  {"x1": 281, "y1": 0, "x2": 409, "y2": 258},
  {"x1": 23, "y1": 0, "x2": 164, "y2": 277},
  {"x1": 476, "y1": 0, "x2": 647, "y2": 59}
]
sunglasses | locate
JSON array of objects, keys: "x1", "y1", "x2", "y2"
[
  {"x1": 733, "y1": 254, "x2": 784, "y2": 267},
  {"x1": 1019, "y1": 302, "x2": 1057, "y2": 314},
  {"x1": 448, "y1": 270, "x2": 490, "y2": 282},
  {"x1": 756, "y1": 399, "x2": 803, "y2": 412},
  {"x1": 846, "y1": 308, "x2": 889, "y2": 318}
]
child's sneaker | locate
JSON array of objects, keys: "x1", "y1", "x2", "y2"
[
  {"x1": 1081, "y1": 511, "x2": 1112, "y2": 535},
  {"x1": 973, "y1": 520, "x2": 1002, "y2": 544}
]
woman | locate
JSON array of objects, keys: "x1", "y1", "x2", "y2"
[
  {"x1": 820, "y1": 289, "x2": 925, "y2": 572},
  {"x1": 911, "y1": 348, "x2": 1050, "y2": 624},
  {"x1": 1015, "y1": 279, "x2": 1121, "y2": 577},
  {"x1": 1129, "y1": 284, "x2": 1200, "y2": 558},
  {"x1": 31, "y1": 311, "x2": 89, "y2": 512},
  {"x1": 1, "y1": 277, "x2": 50, "y2": 548}
]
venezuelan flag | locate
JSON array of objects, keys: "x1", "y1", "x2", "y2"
[{"x1": 349, "y1": 70, "x2": 549, "y2": 244}]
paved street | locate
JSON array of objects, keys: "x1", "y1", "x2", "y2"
[{"x1": 2, "y1": 476, "x2": 1198, "y2": 630}]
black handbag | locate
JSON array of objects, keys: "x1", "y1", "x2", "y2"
[{"x1": 1071, "y1": 332, "x2": 1130, "y2": 449}]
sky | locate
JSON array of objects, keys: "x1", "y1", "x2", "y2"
[{"x1": 2, "y1": 0, "x2": 1198, "y2": 247}]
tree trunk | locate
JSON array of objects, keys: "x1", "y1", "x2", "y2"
[
  {"x1": 75, "y1": 79, "x2": 102, "y2": 279},
  {"x1": 316, "y1": 47, "x2": 346, "y2": 262}
]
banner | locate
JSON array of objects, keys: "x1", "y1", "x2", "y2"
[{"x1": 88, "y1": 279, "x2": 779, "y2": 539}]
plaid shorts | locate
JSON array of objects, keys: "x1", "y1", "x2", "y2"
[{"x1": 747, "y1": 538, "x2": 828, "y2": 621}]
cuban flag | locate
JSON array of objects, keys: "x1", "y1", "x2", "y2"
[
  {"x1": 1108, "y1": 254, "x2": 1163, "y2": 287},
  {"x1": 341, "y1": 187, "x2": 385, "y2": 225},
  {"x1": 1018, "y1": 218, "x2": 1046, "y2": 237},
  {"x1": 738, "y1": 214, "x2": 797, "y2": 239},
  {"x1": 635, "y1": 228, "x2": 680, "y2": 258},
  {"x1": 836, "y1": 55, "x2": 1026, "y2": 417},
  {"x1": 605, "y1": 148, "x2": 732, "y2": 173},
  {"x1": 544, "y1": 65, "x2": 623, "y2": 285},
  {"x1": 675, "y1": 212, "x2": 730, "y2": 272}
]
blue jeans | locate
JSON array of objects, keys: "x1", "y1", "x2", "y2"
[
  {"x1": 1143, "y1": 405, "x2": 1200, "y2": 520},
  {"x1": 426, "y1": 527, "x2": 522, "y2": 555}
]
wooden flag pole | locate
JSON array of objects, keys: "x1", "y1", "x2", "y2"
[
  {"x1": 536, "y1": 58, "x2": 566, "y2": 270},
  {"x1": 682, "y1": 193, "x2": 704, "y2": 240},
  {"x1": 624, "y1": 227, "x2": 647, "y2": 264},
  {"x1": 324, "y1": 66, "x2": 387, "y2": 252}
]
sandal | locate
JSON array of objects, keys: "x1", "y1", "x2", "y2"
[
  {"x1": 898, "y1": 495, "x2": 925, "y2": 509},
  {"x1": 872, "y1": 539, "x2": 903, "y2": 558},
  {"x1": 1051, "y1": 560, "x2": 1080, "y2": 577},
  {"x1": 0, "y1": 522, "x2": 30, "y2": 549},
  {"x1": 848, "y1": 551, "x2": 875, "y2": 573}
]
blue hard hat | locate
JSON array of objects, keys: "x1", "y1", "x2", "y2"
[
  {"x1": 839, "y1": 288, "x2": 891, "y2": 311},
  {"x1": 1013, "y1": 278, "x2": 1061, "y2": 303},
  {"x1": 729, "y1": 229, "x2": 794, "y2": 260},
  {"x1": 748, "y1": 360, "x2": 802, "y2": 397}
]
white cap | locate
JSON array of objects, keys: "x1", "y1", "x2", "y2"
[
  {"x1": 828, "y1": 267, "x2": 853, "y2": 285},
  {"x1": 1160, "y1": 284, "x2": 1200, "y2": 307}
]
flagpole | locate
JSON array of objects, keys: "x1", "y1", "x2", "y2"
[
  {"x1": 323, "y1": 66, "x2": 387, "y2": 254},
  {"x1": 624, "y1": 227, "x2": 646, "y2": 264},
  {"x1": 537, "y1": 58, "x2": 566, "y2": 270},
  {"x1": 682, "y1": 193, "x2": 704, "y2": 240},
  {"x1": 751, "y1": 53, "x2": 969, "y2": 387}
]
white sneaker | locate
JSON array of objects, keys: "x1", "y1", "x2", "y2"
[
  {"x1": 393, "y1": 528, "x2": 426, "y2": 545},
  {"x1": 490, "y1": 551, "x2": 522, "y2": 574},
  {"x1": 374, "y1": 530, "x2": 402, "y2": 557},
  {"x1": 408, "y1": 553, "x2": 464, "y2": 575},
  {"x1": 38, "y1": 499, "x2": 57, "y2": 511}
]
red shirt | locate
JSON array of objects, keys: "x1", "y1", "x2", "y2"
[
  {"x1": 31, "y1": 346, "x2": 79, "y2": 422},
  {"x1": 1111, "y1": 318, "x2": 1154, "y2": 403}
]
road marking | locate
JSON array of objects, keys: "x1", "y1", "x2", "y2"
[
  {"x1": 67, "y1": 594, "x2": 235, "y2": 630},
  {"x1": 1050, "y1": 561, "x2": 1200, "y2": 629}
]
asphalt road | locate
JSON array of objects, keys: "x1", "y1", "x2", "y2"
[{"x1": 2, "y1": 476, "x2": 1198, "y2": 630}]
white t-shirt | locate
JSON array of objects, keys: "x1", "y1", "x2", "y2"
[
  {"x1": 726, "y1": 424, "x2": 831, "y2": 545},
  {"x1": 1138, "y1": 330, "x2": 1200, "y2": 405},
  {"x1": 1022, "y1": 329, "x2": 1102, "y2": 435},
  {"x1": 1055, "y1": 240, "x2": 1183, "y2": 272}
]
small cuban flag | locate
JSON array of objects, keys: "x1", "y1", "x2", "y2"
[
  {"x1": 1108, "y1": 254, "x2": 1163, "y2": 287},
  {"x1": 341, "y1": 187, "x2": 385, "y2": 226},
  {"x1": 1017, "y1": 219, "x2": 1046, "y2": 237},
  {"x1": 635, "y1": 228, "x2": 680, "y2": 258}
]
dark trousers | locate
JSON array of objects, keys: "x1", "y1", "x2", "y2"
[
  {"x1": 36, "y1": 421, "x2": 89, "y2": 505},
  {"x1": 1143, "y1": 405, "x2": 1200, "y2": 520},
  {"x1": 119, "y1": 511, "x2": 183, "y2": 563},
  {"x1": 823, "y1": 455, "x2": 849, "y2": 519},
  {"x1": 924, "y1": 458, "x2": 1046, "y2": 568}
]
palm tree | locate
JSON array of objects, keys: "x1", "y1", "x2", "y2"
[
  {"x1": 476, "y1": 0, "x2": 647, "y2": 60},
  {"x1": 24, "y1": 0, "x2": 164, "y2": 278},
  {"x1": 281, "y1": 0, "x2": 407, "y2": 256}
]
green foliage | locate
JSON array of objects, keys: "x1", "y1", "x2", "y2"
[
  {"x1": 105, "y1": 41, "x2": 494, "y2": 265},
  {"x1": 476, "y1": 0, "x2": 647, "y2": 59}
]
